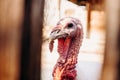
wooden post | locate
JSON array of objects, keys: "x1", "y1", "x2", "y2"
[
  {"x1": 0, "y1": 0, "x2": 24, "y2": 80},
  {"x1": 101, "y1": 0, "x2": 120, "y2": 80},
  {"x1": 86, "y1": 2, "x2": 91, "y2": 38},
  {"x1": 20, "y1": 0, "x2": 44, "y2": 80}
]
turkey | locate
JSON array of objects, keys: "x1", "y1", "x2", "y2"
[{"x1": 49, "y1": 17, "x2": 83, "y2": 80}]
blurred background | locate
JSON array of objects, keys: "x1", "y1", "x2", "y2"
[{"x1": 0, "y1": 0, "x2": 120, "y2": 80}]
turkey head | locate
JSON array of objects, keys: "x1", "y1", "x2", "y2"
[{"x1": 49, "y1": 17, "x2": 83, "y2": 80}]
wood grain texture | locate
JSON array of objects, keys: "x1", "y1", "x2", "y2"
[
  {"x1": 20, "y1": 0, "x2": 44, "y2": 80},
  {"x1": 101, "y1": 0, "x2": 120, "y2": 80},
  {"x1": 0, "y1": 0, "x2": 24, "y2": 80}
]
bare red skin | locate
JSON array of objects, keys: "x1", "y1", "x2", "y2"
[
  {"x1": 57, "y1": 38, "x2": 71, "y2": 63},
  {"x1": 49, "y1": 40, "x2": 54, "y2": 52}
]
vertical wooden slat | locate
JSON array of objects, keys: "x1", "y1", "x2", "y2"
[
  {"x1": 101, "y1": 0, "x2": 120, "y2": 80},
  {"x1": 0, "y1": 0, "x2": 24, "y2": 80},
  {"x1": 117, "y1": 28, "x2": 120, "y2": 80},
  {"x1": 20, "y1": 0, "x2": 44, "y2": 80},
  {"x1": 30, "y1": 0, "x2": 44, "y2": 79},
  {"x1": 20, "y1": 0, "x2": 32, "y2": 80},
  {"x1": 86, "y1": 2, "x2": 91, "y2": 38}
]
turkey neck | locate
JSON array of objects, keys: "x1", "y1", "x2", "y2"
[{"x1": 57, "y1": 27, "x2": 82, "y2": 64}]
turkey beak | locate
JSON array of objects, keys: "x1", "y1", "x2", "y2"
[
  {"x1": 49, "y1": 27, "x2": 69, "y2": 52},
  {"x1": 49, "y1": 29, "x2": 61, "y2": 41},
  {"x1": 49, "y1": 29, "x2": 69, "y2": 41},
  {"x1": 49, "y1": 26, "x2": 68, "y2": 52},
  {"x1": 49, "y1": 28, "x2": 61, "y2": 52}
]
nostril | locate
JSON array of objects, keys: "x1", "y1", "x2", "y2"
[
  {"x1": 50, "y1": 29, "x2": 61, "y2": 34},
  {"x1": 57, "y1": 29, "x2": 61, "y2": 33}
]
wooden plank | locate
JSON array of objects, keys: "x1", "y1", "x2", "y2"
[
  {"x1": 101, "y1": 0, "x2": 120, "y2": 80},
  {"x1": 86, "y1": 2, "x2": 91, "y2": 38},
  {"x1": 0, "y1": 0, "x2": 24, "y2": 80},
  {"x1": 20, "y1": 0, "x2": 44, "y2": 80}
]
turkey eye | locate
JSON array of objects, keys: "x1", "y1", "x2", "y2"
[{"x1": 67, "y1": 23, "x2": 73, "y2": 28}]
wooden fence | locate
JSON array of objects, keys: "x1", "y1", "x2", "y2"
[{"x1": 0, "y1": 0, "x2": 119, "y2": 80}]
